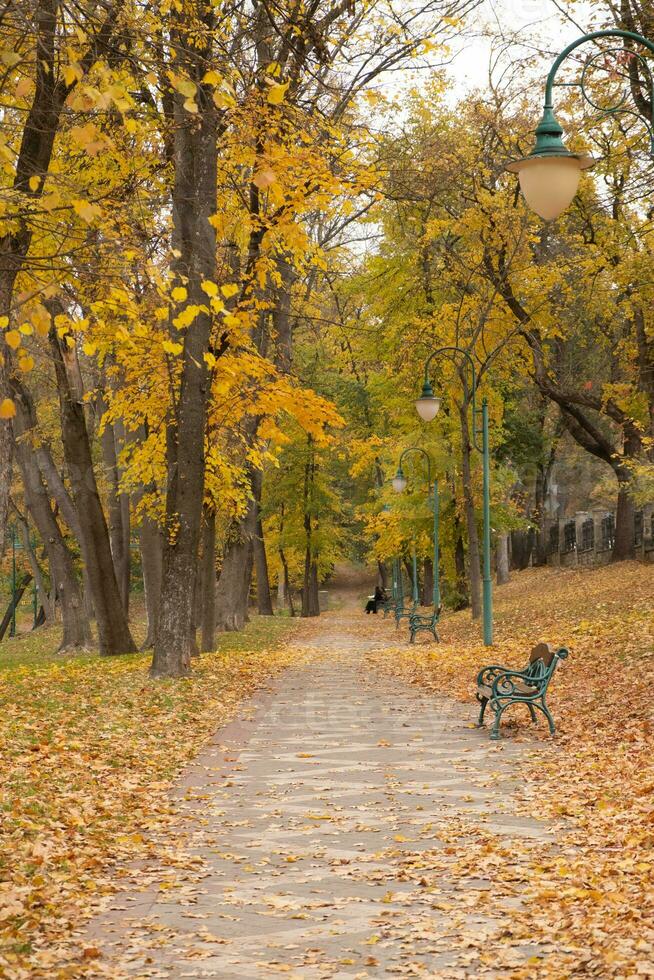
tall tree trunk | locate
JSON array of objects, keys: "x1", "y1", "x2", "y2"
[
  {"x1": 99, "y1": 405, "x2": 130, "y2": 614},
  {"x1": 0, "y1": 0, "x2": 120, "y2": 573},
  {"x1": 613, "y1": 475, "x2": 636, "y2": 561},
  {"x1": 302, "y1": 554, "x2": 320, "y2": 617},
  {"x1": 277, "y1": 502, "x2": 293, "y2": 615},
  {"x1": 377, "y1": 560, "x2": 388, "y2": 589},
  {"x1": 422, "y1": 558, "x2": 433, "y2": 606},
  {"x1": 189, "y1": 565, "x2": 201, "y2": 659},
  {"x1": 252, "y1": 470, "x2": 273, "y2": 615},
  {"x1": 301, "y1": 442, "x2": 320, "y2": 618},
  {"x1": 453, "y1": 520, "x2": 469, "y2": 610},
  {"x1": 11, "y1": 503, "x2": 54, "y2": 624},
  {"x1": 279, "y1": 547, "x2": 294, "y2": 616},
  {"x1": 459, "y1": 404, "x2": 482, "y2": 619},
  {"x1": 201, "y1": 509, "x2": 217, "y2": 652},
  {"x1": 139, "y1": 514, "x2": 163, "y2": 650},
  {"x1": 12, "y1": 395, "x2": 91, "y2": 650},
  {"x1": 49, "y1": 325, "x2": 135, "y2": 655},
  {"x1": 151, "y1": 8, "x2": 219, "y2": 677},
  {"x1": 496, "y1": 532, "x2": 510, "y2": 585},
  {"x1": 513, "y1": 529, "x2": 535, "y2": 570},
  {"x1": 0, "y1": 416, "x2": 11, "y2": 562},
  {"x1": 0, "y1": 574, "x2": 31, "y2": 642},
  {"x1": 215, "y1": 500, "x2": 256, "y2": 631}
]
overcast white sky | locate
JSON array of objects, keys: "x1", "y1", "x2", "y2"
[{"x1": 448, "y1": 0, "x2": 594, "y2": 95}]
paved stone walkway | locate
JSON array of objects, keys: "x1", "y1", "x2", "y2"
[{"x1": 85, "y1": 617, "x2": 555, "y2": 978}]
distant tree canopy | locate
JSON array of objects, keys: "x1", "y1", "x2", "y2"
[{"x1": 0, "y1": 0, "x2": 652, "y2": 669}]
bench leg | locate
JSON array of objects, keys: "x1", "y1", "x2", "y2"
[
  {"x1": 431, "y1": 627, "x2": 439, "y2": 643},
  {"x1": 490, "y1": 705, "x2": 505, "y2": 740},
  {"x1": 477, "y1": 696, "x2": 488, "y2": 726},
  {"x1": 538, "y1": 698, "x2": 556, "y2": 735},
  {"x1": 527, "y1": 703, "x2": 538, "y2": 725},
  {"x1": 409, "y1": 628, "x2": 416, "y2": 644}
]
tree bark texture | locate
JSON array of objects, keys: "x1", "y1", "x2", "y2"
[
  {"x1": 422, "y1": 558, "x2": 434, "y2": 606},
  {"x1": 215, "y1": 498, "x2": 257, "y2": 632},
  {"x1": 139, "y1": 514, "x2": 163, "y2": 649},
  {"x1": 151, "y1": 7, "x2": 219, "y2": 677},
  {"x1": 301, "y1": 441, "x2": 320, "y2": 618},
  {"x1": 0, "y1": 574, "x2": 32, "y2": 642},
  {"x1": 99, "y1": 401, "x2": 131, "y2": 614},
  {"x1": 11, "y1": 503, "x2": 54, "y2": 625},
  {"x1": 496, "y1": 532, "x2": 510, "y2": 585},
  {"x1": 201, "y1": 510, "x2": 217, "y2": 652},
  {"x1": 49, "y1": 326, "x2": 135, "y2": 655},
  {"x1": 0, "y1": 0, "x2": 120, "y2": 570},
  {"x1": 252, "y1": 469, "x2": 274, "y2": 615}
]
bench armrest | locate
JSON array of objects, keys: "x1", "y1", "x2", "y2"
[
  {"x1": 477, "y1": 664, "x2": 511, "y2": 686},
  {"x1": 490, "y1": 670, "x2": 544, "y2": 698}
]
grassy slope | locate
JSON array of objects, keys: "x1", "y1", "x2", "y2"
[
  {"x1": 370, "y1": 561, "x2": 654, "y2": 977},
  {"x1": 0, "y1": 613, "x2": 305, "y2": 979}
]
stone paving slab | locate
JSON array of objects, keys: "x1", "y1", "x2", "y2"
[{"x1": 83, "y1": 618, "x2": 558, "y2": 978}]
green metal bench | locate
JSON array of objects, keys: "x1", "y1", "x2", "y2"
[
  {"x1": 476, "y1": 642, "x2": 569, "y2": 740},
  {"x1": 394, "y1": 597, "x2": 416, "y2": 628},
  {"x1": 409, "y1": 604, "x2": 442, "y2": 644},
  {"x1": 378, "y1": 596, "x2": 394, "y2": 617}
]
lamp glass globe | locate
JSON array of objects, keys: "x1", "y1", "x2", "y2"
[
  {"x1": 516, "y1": 155, "x2": 583, "y2": 221},
  {"x1": 392, "y1": 475, "x2": 408, "y2": 493},
  {"x1": 415, "y1": 395, "x2": 441, "y2": 422}
]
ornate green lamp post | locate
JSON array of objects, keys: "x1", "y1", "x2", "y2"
[
  {"x1": 506, "y1": 29, "x2": 654, "y2": 219},
  {"x1": 392, "y1": 447, "x2": 440, "y2": 609},
  {"x1": 415, "y1": 347, "x2": 492, "y2": 646}
]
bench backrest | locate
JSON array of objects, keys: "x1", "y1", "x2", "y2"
[{"x1": 526, "y1": 643, "x2": 569, "y2": 683}]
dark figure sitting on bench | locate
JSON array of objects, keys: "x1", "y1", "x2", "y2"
[{"x1": 365, "y1": 586, "x2": 387, "y2": 614}]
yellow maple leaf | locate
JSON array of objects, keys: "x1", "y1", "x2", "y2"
[
  {"x1": 63, "y1": 63, "x2": 83, "y2": 86},
  {"x1": 267, "y1": 82, "x2": 289, "y2": 105},
  {"x1": 172, "y1": 76, "x2": 197, "y2": 99},
  {"x1": 5, "y1": 329, "x2": 21, "y2": 350},
  {"x1": 202, "y1": 70, "x2": 221, "y2": 86},
  {"x1": 72, "y1": 199, "x2": 102, "y2": 223},
  {"x1": 0, "y1": 397, "x2": 16, "y2": 419}
]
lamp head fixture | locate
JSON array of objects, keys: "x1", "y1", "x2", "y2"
[
  {"x1": 392, "y1": 467, "x2": 408, "y2": 493},
  {"x1": 506, "y1": 107, "x2": 594, "y2": 220},
  {"x1": 415, "y1": 378, "x2": 442, "y2": 422}
]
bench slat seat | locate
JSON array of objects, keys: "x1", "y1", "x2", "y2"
[{"x1": 476, "y1": 642, "x2": 569, "y2": 740}]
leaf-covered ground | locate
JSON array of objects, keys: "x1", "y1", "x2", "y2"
[
  {"x1": 369, "y1": 561, "x2": 654, "y2": 977},
  {"x1": 0, "y1": 615, "x2": 306, "y2": 979}
]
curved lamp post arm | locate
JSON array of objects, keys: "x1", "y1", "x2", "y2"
[
  {"x1": 545, "y1": 29, "x2": 654, "y2": 112},
  {"x1": 422, "y1": 346, "x2": 482, "y2": 452},
  {"x1": 397, "y1": 446, "x2": 432, "y2": 486},
  {"x1": 533, "y1": 29, "x2": 654, "y2": 161}
]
